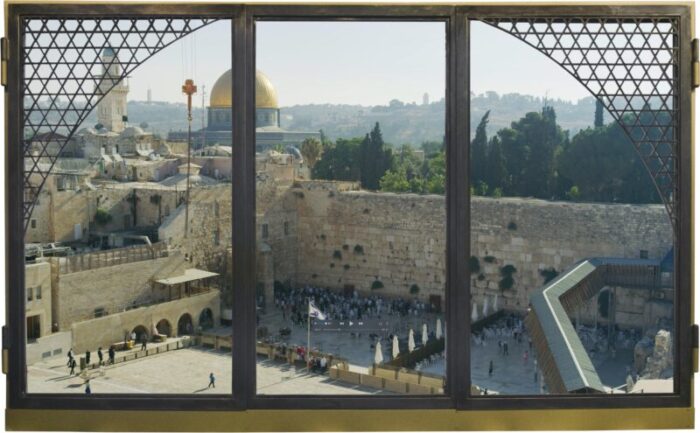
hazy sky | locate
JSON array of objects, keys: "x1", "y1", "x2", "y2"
[{"x1": 128, "y1": 20, "x2": 591, "y2": 106}]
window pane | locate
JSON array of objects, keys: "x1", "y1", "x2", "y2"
[
  {"x1": 469, "y1": 20, "x2": 676, "y2": 396},
  {"x1": 255, "y1": 21, "x2": 446, "y2": 395},
  {"x1": 23, "y1": 18, "x2": 234, "y2": 394}
]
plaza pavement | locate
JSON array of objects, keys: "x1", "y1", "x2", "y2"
[{"x1": 27, "y1": 345, "x2": 389, "y2": 395}]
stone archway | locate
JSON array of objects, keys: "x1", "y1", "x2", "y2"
[
  {"x1": 178, "y1": 313, "x2": 194, "y2": 335},
  {"x1": 199, "y1": 308, "x2": 214, "y2": 330},
  {"x1": 132, "y1": 325, "x2": 149, "y2": 342},
  {"x1": 156, "y1": 319, "x2": 172, "y2": 337}
]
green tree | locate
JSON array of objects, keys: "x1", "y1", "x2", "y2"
[
  {"x1": 359, "y1": 122, "x2": 394, "y2": 190},
  {"x1": 558, "y1": 121, "x2": 659, "y2": 203},
  {"x1": 312, "y1": 137, "x2": 362, "y2": 181},
  {"x1": 484, "y1": 135, "x2": 507, "y2": 191},
  {"x1": 300, "y1": 137, "x2": 323, "y2": 170},
  {"x1": 471, "y1": 111, "x2": 490, "y2": 185},
  {"x1": 594, "y1": 99, "x2": 605, "y2": 128}
]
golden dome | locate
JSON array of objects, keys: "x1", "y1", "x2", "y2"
[{"x1": 209, "y1": 69, "x2": 278, "y2": 109}]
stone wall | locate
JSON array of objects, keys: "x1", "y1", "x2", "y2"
[
  {"x1": 261, "y1": 181, "x2": 673, "y2": 317},
  {"x1": 70, "y1": 289, "x2": 219, "y2": 353},
  {"x1": 25, "y1": 261, "x2": 53, "y2": 338},
  {"x1": 53, "y1": 251, "x2": 191, "y2": 330}
]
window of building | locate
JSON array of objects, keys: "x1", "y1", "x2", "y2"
[{"x1": 4, "y1": 3, "x2": 694, "y2": 429}]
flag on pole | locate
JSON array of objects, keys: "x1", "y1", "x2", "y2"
[{"x1": 308, "y1": 301, "x2": 327, "y2": 320}]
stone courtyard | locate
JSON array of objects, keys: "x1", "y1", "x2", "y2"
[{"x1": 27, "y1": 343, "x2": 385, "y2": 395}]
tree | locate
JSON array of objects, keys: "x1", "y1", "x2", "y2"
[
  {"x1": 558, "y1": 121, "x2": 659, "y2": 203},
  {"x1": 312, "y1": 137, "x2": 362, "y2": 181},
  {"x1": 300, "y1": 137, "x2": 323, "y2": 169},
  {"x1": 594, "y1": 99, "x2": 605, "y2": 128},
  {"x1": 359, "y1": 122, "x2": 393, "y2": 190},
  {"x1": 471, "y1": 111, "x2": 490, "y2": 185},
  {"x1": 484, "y1": 135, "x2": 507, "y2": 192}
]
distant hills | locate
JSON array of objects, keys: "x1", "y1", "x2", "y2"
[{"x1": 83, "y1": 92, "x2": 612, "y2": 147}]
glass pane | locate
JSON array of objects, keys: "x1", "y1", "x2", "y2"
[
  {"x1": 469, "y1": 20, "x2": 676, "y2": 396},
  {"x1": 255, "y1": 21, "x2": 447, "y2": 395},
  {"x1": 23, "y1": 18, "x2": 234, "y2": 394}
]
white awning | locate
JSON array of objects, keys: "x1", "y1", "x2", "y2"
[{"x1": 156, "y1": 268, "x2": 219, "y2": 285}]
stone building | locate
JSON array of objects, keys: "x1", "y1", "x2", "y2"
[
  {"x1": 96, "y1": 47, "x2": 129, "y2": 133},
  {"x1": 167, "y1": 69, "x2": 320, "y2": 150}
]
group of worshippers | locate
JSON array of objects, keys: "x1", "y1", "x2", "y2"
[
  {"x1": 66, "y1": 346, "x2": 117, "y2": 375},
  {"x1": 273, "y1": 285, "x2": 434, "y2": 327}
]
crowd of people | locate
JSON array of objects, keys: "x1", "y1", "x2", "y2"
[{"x1": 273, "y1": 285, "x2": 435, "y2": 326}]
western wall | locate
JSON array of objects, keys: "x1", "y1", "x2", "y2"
[{"x1": 259, "y1": 180, "x2": 673, "y2": 326}]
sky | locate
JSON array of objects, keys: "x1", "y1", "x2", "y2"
[{"x1": 127, "y1": 20, "x2": 591, "y2": 106}]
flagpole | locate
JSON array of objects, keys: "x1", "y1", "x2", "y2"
[{"x1": 307, "y1": 297, "x2": 311, "y2": 370}]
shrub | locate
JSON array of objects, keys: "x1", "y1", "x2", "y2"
[
  {"x1": 484, "y1": 255, "x2": 496, "y2": 263},
  {"x1": 477, "y1": 273, "x2": 486, "y2": 281},
  {"x1": 468, "y1": 256, "x2": 480, "y2": 274},
  {"x1": 540, "y1": 267, "x2": 559, "y2": 284},
  {"x1": 500, "y1": 264, "x2": 517, "y2": 277},
  {"x1": 342, "y1": 244, "x2": 349, "y2": 251},
  {"x1": 409, "y1": 284, "x2": 420, "y2": 295},
  {"x1": 507, "y1": 221, "x2": 517, "y2": 230},
  {"x1": 499, "y1": 275, "x2": 514, "y2": 290},
  {"x1": 343, "y1": 264, "x2": 350, "y2": 270},
  {"x1": 94, "y1": 208, "x2": 112, "y2": 225},
  {"x1": 371, "y1": 280, "x2": 384, "y2": 290},
  {"x1": 333, "y1": 250, "x2": 342, "y2": 260},
  {"x1": 329, "y1": 263, "x2": 335, "y2": 268},
  {"x1": 354, "y1": 244, "x2": 365, "y2": 255}
]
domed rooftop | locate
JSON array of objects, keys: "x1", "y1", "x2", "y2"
[{"x1": 209, "y1": 69, "x2": 278, "y2": 109}]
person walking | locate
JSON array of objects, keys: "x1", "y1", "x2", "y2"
[
  {"x1": 208, "y1": 372, "x2": 216, "y2": 388},
  {"x1": 69, "y1": 358, "x2": 76, "y2": 375},
  {"x1": 85, "y1": 380, "x2": 91, "y2": 395},
  {"x1": 67, "y1": 348, "x2": 73, "y2": 367},
  {"x1": 503, "y1": 342, "x2": 509, "y2": 356},
  {"x1": 140, "y1": 335, "x2": 147, "y2": 351},
  {"x1": 108, "y1": 346, "x2": 115, "y2": 365},
  {"x1": 488, "y1": 360, "x2": 494, "y2": 377},
  {"x1": 85, "y1": 350, "x2": 91, "y2": 366},
  {"x1": 97, "y1": 347, "x2": 103, "y2": 366}
]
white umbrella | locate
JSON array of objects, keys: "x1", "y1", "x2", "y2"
[
  {"x1": 493, "y1": 293, "x2": 499, "y2": 313},
  {"x1": 408, "y1": 329, "x2": 416, "y2": 352},
  {"x1": 471, "y1": 302, "x2": 479, "y2": 322},
  {"x1": 392, "y1": 335, "x2": 400, "y2": 359},
  {"x1": 374, "y1": 341, "x2": 384, "y2": 365},
  {"x1": 436, "y1": 318, "x2": 443, "y2": 339},
  {"x1": 482, "y1": 297, "x2": 489, "y2": 317},
  {"x1": 422, "y1": 323, "x2": 428, "y2": 346}
]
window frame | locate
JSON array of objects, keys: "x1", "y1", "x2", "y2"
[{"x1": 3, "y1": 1, "x2": 694, "y2": 416}]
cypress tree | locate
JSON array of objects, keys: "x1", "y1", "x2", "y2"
[{"x1": 594, "y1": 99, "x2": 604, "y2": 128}]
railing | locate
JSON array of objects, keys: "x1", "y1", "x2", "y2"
[{"x1": 57, "y1": 241, "x2": 168, "y2": 274}]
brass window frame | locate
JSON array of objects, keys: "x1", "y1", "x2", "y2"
[{"x1": 2, "y1": 1, "x2": 696, "y2": 429}]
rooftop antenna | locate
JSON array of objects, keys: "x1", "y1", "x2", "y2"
[{"x1": 182, "y1": 78, "x2": 197, "y2": 238}]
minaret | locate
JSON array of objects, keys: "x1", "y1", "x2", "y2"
[{"x1": 96, "y1": 47, "x2": 129, "y2": 133}]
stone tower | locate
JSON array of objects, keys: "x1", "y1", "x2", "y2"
[{"x1": 96, "y1": 47, "x2": 129, "y2": 133}]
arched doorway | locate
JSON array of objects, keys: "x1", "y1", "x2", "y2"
[
  {"x1": 132, "y1": 325, "x2": 148, "y2": 342},
  {"x1": 178, "y1": 313, "x2": 194, "y2": 335},
  {"x1": 156, "y1": 319, "x2": 172, "y2": 337},
  {"x1": 199, "y1": 308, "x2": 214, "y2": 330}
]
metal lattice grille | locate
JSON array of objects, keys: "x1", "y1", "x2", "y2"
[
  {"x1": 21, "y1": 17, "x2": 217, "y2": 232},
  {"x1": 481, "y1": 17, "x2": 679, "y2": 231}
]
